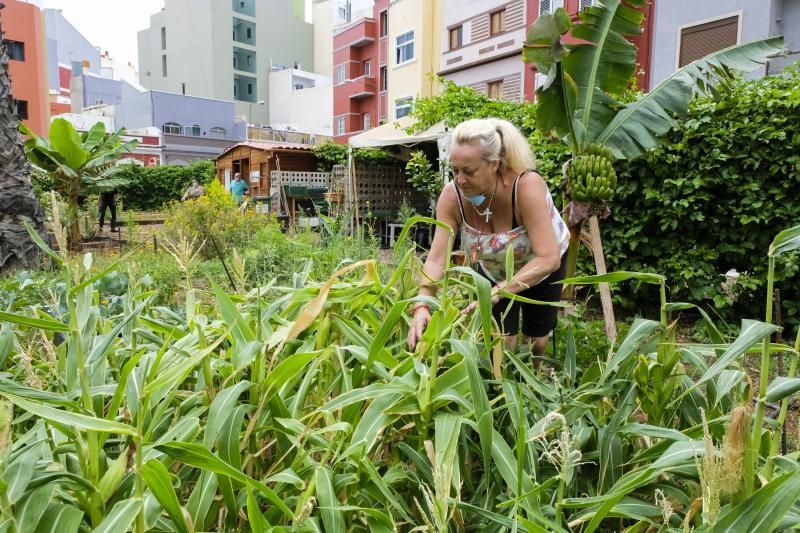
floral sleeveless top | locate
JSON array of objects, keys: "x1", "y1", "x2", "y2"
[{"x1": 455, "y1": 173, "x2": 570, "y2": 285}]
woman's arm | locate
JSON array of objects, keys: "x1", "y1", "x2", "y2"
[
  {"x1": 407, "y1": 183, "x2": 460, "y2": 348},
  {"x1": 418, "y1": 183, "x2": 460, "y2": 298},
  {"x1": 498, "y1": 172, "x2": 562, "y2": 296}
]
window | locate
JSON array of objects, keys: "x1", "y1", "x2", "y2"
[
  {"x1": 490, "y1": 9, "x2": 506, "y2": 36},
  {"x1": 679, "y1": 15, "x2": 738, "y2": 67},
  {"x1": 14, "y1": 99, "x2": 28, "y2": 120},
  {"x1": 579, "y1": 0, "x2": 596, "y2": 11},
  {"x1": 363, "y1": 60, "x2": 371, "y2": 77},
  {"x1": 395, "y1": 31, "x2": 415, "y2": 65},
  {"x1": 246, "y1": 27, "x2": 252, "y2": 39},
  {"x1": 5, "y1": 40, "x2": 24, "y2": 61},
  {"x1": 247, "y1": 83, "x2": 253, "y2": 95},
  {"x1": 364, "y1": 112, "x2": 371, "y2": 131},
  {"x1": 395, "y1": 96, "x2": 413, "y2": 118},
  {"x1": 247, "y1": 54, "x2": 252, "y2": 66},
  {"x1": 181, "y1": 82, "x2": 186, "y2": 95},
  {"x1": 337, "y1": 117, "x2": 346, "y2": 136},
  {"x1": 379, "y1": 11, "x2": 388, "y2": 37},
  {"x1": 161, "y1": 27, "x2": 166, "y2": 50},
  {"x1": 210, "y1": 127, "x2": 226, "y2": 138},
  {"x1": 162, "y1": 122, "x2": 182, "y2": 134},
  {"x1": 449, "y1": 26, "x2": 462, "y2": 50},
  {"x1": 191, "y1": 124, "x2": 201, "y2": 136},
  {"x1": 380, "y1": 66, "x2": 388, "y2": 91},
  {"x1": 487, "y1": 80, "x2": 503, "y2": 100},
  {"x1": 336, "y1": 64, "x2": 346, "y2": 84},
  {"x1": 539, "y1": 0, "x2": 564, "y2": 16},
  {"x1": 161, "y1": 55, "x2": 167, "y2": 76}
]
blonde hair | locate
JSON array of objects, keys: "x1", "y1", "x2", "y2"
[{"x1": 451, "y1": 118, "x2": 536, "y2": 174}]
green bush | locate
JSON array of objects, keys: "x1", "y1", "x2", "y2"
[
  {"x1": 604, "y1": 70, "x2": 800, "y2": 326},
  {"x1": 161, "y1": 180, "x2": 268, "y2": 259},
  {"x1": 311, "y1": 142, "x2": 393, "y2": 172},
  {"x1": 116, "y1": 160, "x2": 216, "y2": 211}
]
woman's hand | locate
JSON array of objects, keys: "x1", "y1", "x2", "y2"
[{"x1": 407, "y1": 306, "x2": 432, "y2": 350}]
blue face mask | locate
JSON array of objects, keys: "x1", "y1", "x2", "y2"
[{"x1": 466, "y1": 194, "x2": 486, "y2": 206}]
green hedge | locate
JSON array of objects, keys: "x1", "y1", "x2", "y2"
[
  {"x1": 117, "y1": 160, "x2": 216, "y2": 211},
  {"x1": 600, "y1": 70, "x2": 800, "y2": 327}
]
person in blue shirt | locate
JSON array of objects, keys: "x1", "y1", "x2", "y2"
[{"x1": 230, "y1": 172, "x2": 249, "y2": 205}]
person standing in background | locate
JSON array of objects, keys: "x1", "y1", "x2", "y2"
[
  {"x1": 230, "y1": 172, "x2": 249, "y2": 205},
  {"x1": 98, "y1": 190, "x2": 118, "y2": 232}
]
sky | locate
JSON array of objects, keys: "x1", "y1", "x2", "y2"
[{"x1": 38, "y1": 0, "x2": 315, "y2": 73}]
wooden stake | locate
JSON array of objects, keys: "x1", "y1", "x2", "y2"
[
  {"x1": 275, "y1": 155, "x2": 292, "y2": 223},
  {"x1": 588, "y1": 215, "x2": 617, "y2": 342}
]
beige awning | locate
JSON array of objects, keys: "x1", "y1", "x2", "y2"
[{"x1": 348, "y1": 117, "x2": 449, "y2": 148}]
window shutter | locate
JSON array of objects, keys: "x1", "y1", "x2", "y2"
[
  {"x1": 534, "y1": 72, "x2": 547, "y2": 91},
  {"x1": 679, "y1": 16, "x2": 738, "y2": 67},
  {"x1": 539, "y1": 0, "x2": 551, "y2": 16},
  {"x1": 552, "y1": 0, "x2": 564, "y2": 12},
  {"x1": 579, "y1": 0, "x2": 594, "y2": 11}
]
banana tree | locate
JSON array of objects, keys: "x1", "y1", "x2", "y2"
[
  {"x1": 523, "y1": 0, "x2": 785, "y2": 326},
  {"x1": 20, "y1": 118, "x2": 137, "y2": 249}
]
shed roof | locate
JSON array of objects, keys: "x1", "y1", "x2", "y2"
[{"x1": 216, "y1": 141, "x2": 314, "y2": 159}]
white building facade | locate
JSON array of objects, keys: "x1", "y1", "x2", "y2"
[
  {"x1": 137, "y1": 0, "x2": 314, "y2": 126},
  {"x1": 438, "y1": 0, "x2": 527, "y2": 102}
]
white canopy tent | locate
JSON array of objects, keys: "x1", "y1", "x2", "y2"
[{"x1": 347, "y1": 116, "x2": 450, "y2": 150}]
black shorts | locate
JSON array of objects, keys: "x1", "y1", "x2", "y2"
[{"x1": 477, "y1": 254, "x2": 566, "y2": 338}]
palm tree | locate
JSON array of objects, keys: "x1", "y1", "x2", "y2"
[
  {"x1": 0, "y1": 5, "x2": 45, "y2": 272},
  {"x1": 20, "y1": 119, "x2": 138, "y2": 248}
]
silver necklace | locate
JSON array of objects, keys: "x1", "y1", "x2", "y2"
[{"x1": 470, "y1": 181, "x2": 497, "y2": 224}]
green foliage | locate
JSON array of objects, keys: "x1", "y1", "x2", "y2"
[
  {"x1": 409, "y1": 78, "x2": 537, "y2": 135},
  {"x1": 116, "y1": 160, "x2": 215, "y2": 211},
  {"x1": 311, "y1": 142, "x2": 393, "y2": 172},
  {"x1": 1, "y1": 218, "x2": 799, "y2": 531},
  {"x1": 524, "y1": 2, "x2": 784, "y2": 159},
  {"x1": 604, "y1": 70, "x2": 800, "y2": 326},
  {"x1": 161, "y1": 180, "x2": 267, "y2": 259},
  {"x1": 21, "y1": 119, "x2": 138, "y2": 246},
  {"x1": 405, "y1": 150, "x2": 441, "y2": 203}
]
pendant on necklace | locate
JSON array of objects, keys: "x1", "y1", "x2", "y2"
[{"x1": 479, "y1": 207, "x2": 492, "y2": 223}]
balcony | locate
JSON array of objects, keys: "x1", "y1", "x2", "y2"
[
  {"x1": 334, "y1": 18, "x2": 376, "y2": 49},
  {"x1": 340, "y1": 76, "x2": 377, "y2": 100}
]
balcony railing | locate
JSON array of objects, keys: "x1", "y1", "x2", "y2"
[
  {"x1": 247, "y1": 127, "x2": 333, "y2": 146},
  {"x1": 340, "y1": 76, "x2": 377, "y2": 100},
  {"x1": 335, "y1": 18, "x2": 376, "y2": 49}
]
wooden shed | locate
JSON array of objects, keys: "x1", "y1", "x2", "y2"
[{"x1": 214, "y1": 141, "x2": 319, "y2": 200}]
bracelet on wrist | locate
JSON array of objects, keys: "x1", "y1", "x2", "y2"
[{"x1": 411, "y1": 302, "x2": 430, "y2": 315}]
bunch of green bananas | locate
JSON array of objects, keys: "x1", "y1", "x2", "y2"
[{"x1": 568, "y1": 146, "x2": 617, "y2": 202}]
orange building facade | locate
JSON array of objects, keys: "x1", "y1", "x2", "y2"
[{"x1": 2, "y1": 0, "x2": 50, "y2": 135}]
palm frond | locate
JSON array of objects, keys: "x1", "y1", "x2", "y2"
[{"x1": 595, "y1": 37, "x2": 786, "y2": 159}]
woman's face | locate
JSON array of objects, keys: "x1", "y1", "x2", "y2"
[{"x1": 450, "y1": 142, "x2": 498, "y2": 195}]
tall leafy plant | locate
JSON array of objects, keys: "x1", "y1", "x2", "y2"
[
  {"x1": 523, "y1": 0, "x2": 785, "y2": 288},
  {"x1": 20, "y1": 118, "x2": 137, "y2": 248}
]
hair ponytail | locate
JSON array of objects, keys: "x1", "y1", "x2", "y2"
[{"x1": 452, "y1": 118, "x2": 535, "y2": 174}]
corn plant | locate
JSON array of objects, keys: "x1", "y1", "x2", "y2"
[{"x1": 0, "y1": 221, "x2": 797, "y2": 531}]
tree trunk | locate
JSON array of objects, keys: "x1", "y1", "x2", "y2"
[{"x1": 0, "y1": 11, "x2": 45, "y2": 272}]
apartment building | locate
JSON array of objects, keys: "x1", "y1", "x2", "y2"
[
  {"x1": 332, "y1": 0, "x2": 442, "y2": 144},
  {"x1": 648, "y1": 0, "x2": 799, "y2": 88},
  {"x1": 439, "y1": 0, "x2": 527, "y2": 102},
  {"x1": 43, "y1": 8, "x2": 102, "y2": 117},
  {"x1": 137, "y1": 0, "x2": 314, "y2": 126},
  {"x1": 524, "y1": 0, "x2": 654, "y2": 98},
  {"x1": 2, "y1": 0, "x2": 50, "y2": 135}
]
